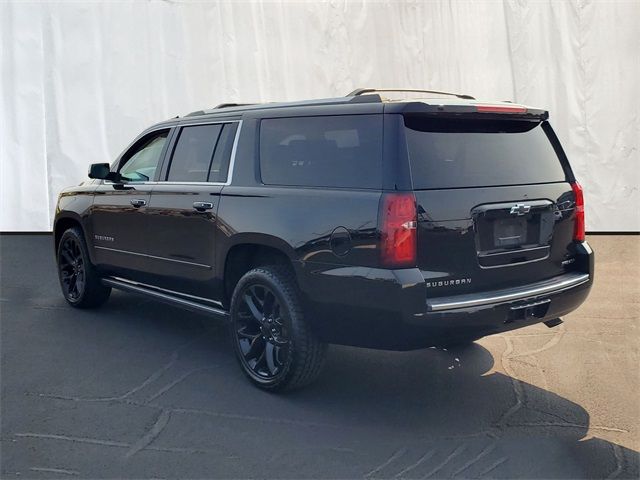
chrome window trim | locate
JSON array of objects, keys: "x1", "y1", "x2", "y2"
[
  {"x1": 427, "y1": 272, "x2": 590, "y2": 312},
  {"x1": 152, "y1": 181, "x2": 226, "y2": 186},
  {"x1": 104, "y1": 119, "x2": 242, "y2": 187},
  {"x1": 102, "y1": 180, "x2": 158, "y2": 186},
  {"x1": 175, "y1": 119, "x2": 240, "y2": 128},
  {"x1": 225, "y1": 119, "x2": 242, "y2": 186},
  {"x1": 94, "y1": 246, "x2": 212, "y2": 269}
]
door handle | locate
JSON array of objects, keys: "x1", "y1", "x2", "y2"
[
  {"x1": 193, "y1": 201, "x2": 214, "y2": 212},
  {"x1": 130, "y1": 199, "x2": 147, "y2": 208}
]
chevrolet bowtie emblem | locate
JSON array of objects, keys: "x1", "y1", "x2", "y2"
[{"x1": 510, "y1": 203, "x2": 531, "y2": 216}]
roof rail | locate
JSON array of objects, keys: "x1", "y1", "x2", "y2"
[
  {"x1": 347, "y1": 88, "x2": 475, "y2": 101},
  {"x1": 214, "y1": 103, "x2": 257, "y2": 109},
  {"x1": 185, "y1": 103, "x2": 258, "y2": 117}
]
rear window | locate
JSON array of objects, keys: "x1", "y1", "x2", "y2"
[
  {"x1": 259, "y1": 115, "x2": 382, "y2": 189},
  {"x1": 404, "y1": 117, "x2": 566, "y2": 189}
]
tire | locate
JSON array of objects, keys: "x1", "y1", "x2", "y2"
[
  {"x1": 229, "y1": 265, "x2": 327, "y2": 391},
  {"x1": 57, "y1": 227, "x2": 111, "y2": 308}
]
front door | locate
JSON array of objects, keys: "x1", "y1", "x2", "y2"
[
  {"x1": 144, "y1": 121, "x2": 239, "y2": 300},
  {"x1": 89, "y1": 128, "x2": 171, "y2": 280}
]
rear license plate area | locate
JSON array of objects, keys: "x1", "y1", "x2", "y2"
[
  {"x1": 473, "y1": 200, "x2": 555, "y2": 268},
  {"x1": 476, "y1": 212, "x2": 541, "y2": 253},
  {"x1": 493, "y1": 217, "x2": 528, "y2": 248}
]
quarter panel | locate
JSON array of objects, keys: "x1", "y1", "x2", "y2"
[{"x1": 216, "y1": 185, "x2": 382, "y2": 294}]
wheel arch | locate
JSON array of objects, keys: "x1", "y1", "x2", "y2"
[
  {"x1": 53, "y1": 214, "x2": 94, "y2": 262},
  {"x1": 222, "y1": 235, "x2": 299, "y2": 308}
]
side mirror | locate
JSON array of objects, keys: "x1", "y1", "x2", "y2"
[
  {"x1": 88, "y1": 163, "x2": 122, "y2": 182},
  {"x1": 88, "y1": 163, "x2": 110, "y2": 179}
]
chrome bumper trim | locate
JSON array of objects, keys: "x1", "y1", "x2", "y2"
[{"x1": 427, "y1": 272, "x2": 590, "y2": 312}]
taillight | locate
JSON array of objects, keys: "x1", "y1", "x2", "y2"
[
  {"x1": 571, "y1": 181, "x2": 585, "y2": 242},
  {"x1": 379, "y1": 193, "x2": 417, "y2": 268}
]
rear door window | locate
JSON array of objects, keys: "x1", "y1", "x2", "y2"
[
  {"x1": 167, "y1": 124, "x2": 223, "y2": 182},
  {"x1": 259, "y1": 115, "x2": 382, "y2": 189},
  {"x1": 404, "y1": 117, "x2": 567, "y2": 189}
]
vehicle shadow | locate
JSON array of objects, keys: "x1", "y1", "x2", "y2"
[
  {"x1": 89, "y1": 294, "x2": 639, "y2": 479},
  {"x1": 290, "y1": 342, "x2": 639, "y2": 478}
]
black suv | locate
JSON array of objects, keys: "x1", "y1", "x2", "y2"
[{"x1": 54, "y1": 88, "x2": 594, "y2": 391}]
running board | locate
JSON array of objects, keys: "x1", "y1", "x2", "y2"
[{"x1": 102, "y1": 277, "x2": 229, "y2": 320}]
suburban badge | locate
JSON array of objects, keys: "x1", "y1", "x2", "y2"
[{"x1": 426, "y1": 278, "x2": 472, "y2": 288}]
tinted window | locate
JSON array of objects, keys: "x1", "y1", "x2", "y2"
[
  {"x1": 167, "y1": 124, "x2": 222, "y2": 182},
  {"x1": 119, "y1": 131, "x2": 168, "y2": 182},
  {"x1": 404, "y1": 118, "x2": 566, "y2": 189},
  {"x1": 260, "y1": 115, "x2": 382, "y2": 188},
  {"x1": 209, "y1": 123, "x2": 238, "y2": 183}
]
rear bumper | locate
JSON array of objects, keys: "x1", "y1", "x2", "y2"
[
  {"x1": 427, "y1": 272, "x2": 589, "y2": 312},
  {"x1": 300, "y1": 241, "x2": 594, "y2": 350},
  {"x1": 402, "y1": 271, "x2": 592, "y2": 349}
]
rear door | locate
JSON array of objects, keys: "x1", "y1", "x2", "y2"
[
  {"x1": 402, "y1": 114, "x2": 578, "y2": 297},
  {"x1": 143, "y1": 120, "x2": 239, "y2": 299}
]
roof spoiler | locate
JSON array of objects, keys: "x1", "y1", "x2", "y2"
[{"x1": 392, "y1": 102, "x2": 549, "y2": 120}]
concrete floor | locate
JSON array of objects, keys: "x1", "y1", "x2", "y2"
[{"x1": 0, "y1": 234, "x2": 638, "y2": 479}]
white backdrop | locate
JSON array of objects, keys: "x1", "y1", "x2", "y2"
[{"x1": 1, "y1": 0, "x2": 638, "y2": 232}]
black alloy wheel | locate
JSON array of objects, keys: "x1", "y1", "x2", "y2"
[
  {"x1": 234, "y1": 284, "x2": 290, "y2": 380},
  {"x1": 56, "y1": 227, "x2": 111, "y2": 308},
  {"x1": 230, "y1": 266, "x2": 327, "y2": 391},
  {"x1": 59, "y1": 235, "x2": 86, "y2": 301}
]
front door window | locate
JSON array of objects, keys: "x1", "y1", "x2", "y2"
[{"x1": 119, "y1": 131, "x2": 169, "y2": 182}]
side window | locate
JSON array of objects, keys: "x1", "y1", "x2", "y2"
[
  {"x1": 166, "y1": 124, "x2": 222, "y2": 182},
  {"x1": 208, "y1": 123, "x2": 238, "y2": 183},
  {"x1": 119, "y1": 131, "x2": 169, "y2": 182},
  {"x1": 259, "y1": 115, "x2": 382, "y2": 189}
]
